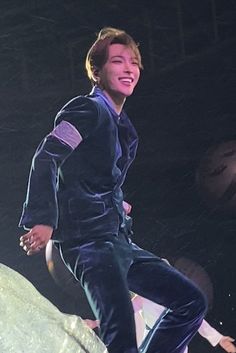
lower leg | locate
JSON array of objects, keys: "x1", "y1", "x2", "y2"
[
  {"x1": 84, "y1": 278, "x2": 138, "y2": 353},
  {"x1": 141, "y1": 292, "x2": 206, "y2": 353},
  {"x1": 128, "y1": 257, "x2": 207, "y2": 353}
]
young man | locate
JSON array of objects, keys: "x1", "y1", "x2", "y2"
[
  {"x1": 19, "y1": 27, "x2": 207, "y2": 353},
  {"x1": 132, "y1": 294, "x2": 236, "y2": 353}
]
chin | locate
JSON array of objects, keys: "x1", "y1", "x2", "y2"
[{"x1": 123, "y1": 89, "x2": 134, "y2": 97}]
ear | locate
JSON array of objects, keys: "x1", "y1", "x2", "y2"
[{"x1": 92, "y1": 67, "x2": 100, "y2": 83}]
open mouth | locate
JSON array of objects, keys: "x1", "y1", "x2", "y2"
[{"x1": 119, "y1": 77, "x2": 134, "y2": 84}]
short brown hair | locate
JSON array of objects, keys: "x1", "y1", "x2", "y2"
[{"x1": 85, "y1": 27, "x2": 143, "y2": 85}]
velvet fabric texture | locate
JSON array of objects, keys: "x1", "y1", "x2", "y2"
[
  {"x1": 19, "y1": 87, "x2": 207, "y2": 352},
  {"x1": 19, "y1": 87, "x2": 138, "y2": 243},
  {"x1": 59, "y1": 232, "x2": 207, "y2": 353}
]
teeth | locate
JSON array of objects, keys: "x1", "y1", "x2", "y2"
[{"x1": 120, "y1": 78, "x2": 132, "y2": 83}]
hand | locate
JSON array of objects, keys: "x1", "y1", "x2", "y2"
[
  {"x1": 83, "y1": 319, "x2": 100, "y2": 329},
  {"x1": 219, "y1": 336, "x2": 236, "y2": 353},
  {"x1": 123, "y1": 201, "x2": 132, "y2": 215},
  {"x1": 19, "y1": 225, "x2": 53, "y2": 256}
]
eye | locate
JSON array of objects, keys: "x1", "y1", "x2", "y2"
[{"x1": 112, "y1": 59, "x2": 122, "y2": 63}]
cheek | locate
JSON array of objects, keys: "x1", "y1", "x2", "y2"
[
  {"x1": 100, "y1": 70, "x2": 113, "y2": 86},
  {"x1": 136, "y1": 70, "x2": 141, "y2": 82},
  {"x1": 133, "y1": 76, "x2": 140, "y2": 88},
  {"x1": 107, "y1": 75, "x2": 119, "y2": 88}
]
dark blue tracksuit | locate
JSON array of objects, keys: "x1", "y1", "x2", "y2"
[{"x1": 19, "y1": 86, "x2": 207, "y2": 353}]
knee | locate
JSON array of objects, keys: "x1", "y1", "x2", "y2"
[{"x1": 175, "y1": 286, "x2": 208, "y2": 324}]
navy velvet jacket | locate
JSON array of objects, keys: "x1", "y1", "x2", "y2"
[{"x1": 19, "y1": 87, "x2": 138, "y2": 243}]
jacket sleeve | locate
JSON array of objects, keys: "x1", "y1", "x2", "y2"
[
  {"x1": 19, "y1": 136, "x2": 73, "y2": 229},
  {"x1": 54, "y1": 96, "x2": 100, "y2": 139},
  {"x1": 19, "y1": 96, "x2": 100, "y2": 230}
]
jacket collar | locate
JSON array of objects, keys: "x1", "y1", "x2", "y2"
[{"x1": 90, "y1": 86, "x2": 122, "y2": 120}]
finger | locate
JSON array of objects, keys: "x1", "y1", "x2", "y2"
[
  {"x1": 20, "y1": 235, "x2": 30, "y2": 244},
  {"x1": 23, "y1": 244, "x2": 30, "y2": 252},
  {"x1": 20, "y1": 234, "x2": 29, "y2": 241},
  {"x1": 20, "y1": 236, "x2": 34, "y2": 248},
  {"x1": 19, "y1": 241, "x2": 25, "y2": 248},
  {"x1": 20, "y1": 231, "x2": 33, "y2": 242},
  {"x1": 20, "y1": 237, "x2": 34, "y2": 248},
  {"x1": 21, "y1": 237, "x2": 42, "y2": 255},
  {"x1": 123, "y1": 201, "x2": 132, "y2": 214},
  {"x1": 22, "y1": 240, "x2": 36, "y2": 253},
  {"x1": 27, "y1": 246, "x2": 42, "y2": 256}
]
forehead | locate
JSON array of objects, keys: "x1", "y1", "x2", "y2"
[{"x1": 108, "y1": 43, "x2": 137, "y2": 59}]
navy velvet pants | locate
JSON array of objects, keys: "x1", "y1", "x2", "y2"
[{"x1": 59, "y1": 232, "x2": 207, "y2": 353}]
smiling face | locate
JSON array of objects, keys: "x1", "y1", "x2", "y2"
[{"x1": 95, "y1": 43, "x2": 141, "y2": 112}]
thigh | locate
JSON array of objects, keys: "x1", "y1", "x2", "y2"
[
  {"x1": 127, "y1": 243, "x2": 204, "y2": 310},
  {"x1": 60, "y1": 238, "x2": 131, "y2": 302},
  {"x1": 60, "y1": 238, "x2": 137, "y2": 342}
]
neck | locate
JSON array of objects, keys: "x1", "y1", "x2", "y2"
[{"x1": 102, "y1": 91, "x2": 126, "y2": 115}]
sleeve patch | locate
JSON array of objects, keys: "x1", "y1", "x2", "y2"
[{"x1": 50, "y1": 120, "x2": 83, "y2": 149}]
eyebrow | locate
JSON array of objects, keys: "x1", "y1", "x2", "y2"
[
  {"x1": 110, "y1": 55, "x2": 138, "y2": 60},
  {"x1": 110, "y1": 55, "x2": 124, "y2": 59}
]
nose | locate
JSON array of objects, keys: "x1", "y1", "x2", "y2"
[{"x1": 123, "y1": 61, "x2": 133, "y2": 73}]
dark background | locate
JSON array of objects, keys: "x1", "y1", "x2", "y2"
[{"x1": 0, "y1": 1, "x2": 235, "y2": 352}]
